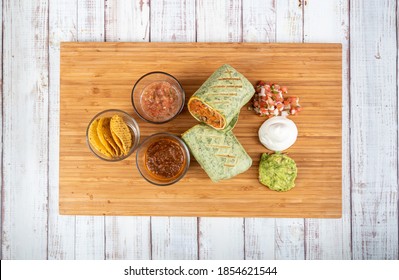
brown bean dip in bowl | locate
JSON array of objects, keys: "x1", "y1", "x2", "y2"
[{"x1": 136, "y1": 132, "x2": 190, "y2": 186}]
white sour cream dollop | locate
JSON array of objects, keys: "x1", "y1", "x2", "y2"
[{"x1": 258, "y1": 116, "x2": 298, "y2": 152}]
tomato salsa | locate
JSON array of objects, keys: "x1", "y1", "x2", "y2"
[
  {"x1": 250, "y1": 81, "x2": 302, "y2": 118},
  {"x1": 140, "y1": 81, "x2": 182, "y2": 122},
  {"x1": 145, "y1": 139, "x2": 185, "y2": 179}
]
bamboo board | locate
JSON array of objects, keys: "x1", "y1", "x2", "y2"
[{"x1": 60, "y1": 42, "x2": 342, "y2": 218}]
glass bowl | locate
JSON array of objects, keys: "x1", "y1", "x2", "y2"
[
  {"x1": 131, "y1": 72, "x2": 185, "y2": 124},
  {"x1": 136, "y1": 133, "x2": 190, "y2": 186},
  {"x1": 86, "y1": 109, "x2": 140, "y2": 161}
]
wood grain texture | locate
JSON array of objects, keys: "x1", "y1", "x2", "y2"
[
  {"x1": 105, "y1": 0, "x2": 150, "y2": 42},
  {"x1": 74, "y1": 0, "x2": 105, "y2": 260},
  {"x1": 196, "y1": 0, "x2": 242, "y2": 42},
  {"x1": 196, "y1": 0, "x2": 245, "y2": 260},
  {"x1": 274, "y1": 0, "x2": 305, "y2": 260},
  {"x1": 304, "y1": 0, "x2": 352, "y2": 260},
  {"x1": 75, "y1": 216, "x2": 104, "y2": 260},
  {"x1": 275, "y1": 219, "x2": 304, "y2": 259},
  {"x1": 104, "y1": 216, "x2": 150, "y2": 259},
  {"x1": 350, "y1": 0, "x2": 398, "y2": 259},
  {"x1": 104, "y1": 0, "x2": 151, "y2": 260},
  {"x1": 243, "y1": 0, "x2": 275, "y2": 43},
  {"x1": 276, "y1": 0, "x2": 302, "y2": 43},
  {"x1": 1, "y1": 0, "x2": 49, "y2": 260},
  {"x1": 48, "y1": 0, "x2": 78, "y2": 260},
  {"x1": 199, "y1": 218, "x2": 244, "y2": 259},
  {"x1": 242, "y1": 0, "x2": 276, "y2": 260},
  {"x1": 149, "y1": 0, "x2": 198, "y2": 260},
  {"x1": 150, "y1": 0, "x2": 195, "y2": 42},
  {"x1": 3, "y1": 0, "x2": 398, "y2": 260},
  {"x1": 151, "y1": 217, "x2": 197, "y2": 259},
  {"x1": 60, "y1": 43, "x2": 342, "y2": 217},
  {"x1": 77, "y1": 0, "x2": 105, "y2": 41},
  {"x1": 244, "y1": 218, "x2": 275, "y2": 259},
  {"x1": 0, "y1": 0, "x2": 3, "y2": 260},
  {"x1": 241, "y1": 0, "x2": 310, "y2": 261}
]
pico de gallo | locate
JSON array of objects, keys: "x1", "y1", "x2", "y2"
[{"x1": 250, "y1": 81, "x2": 302, "y2": 118}]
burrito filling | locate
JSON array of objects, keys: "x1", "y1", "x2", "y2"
[{"x1": 188, "y1": 98, "x2": 225, "y2": 129}]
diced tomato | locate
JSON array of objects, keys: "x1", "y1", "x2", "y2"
[
  {"x1": 267, "y1": 97, "x2": 275, "y2": 106},
  {"x1": 258, "y1": 80, "x2": 266, "y2": 87},
  {"x1": 251, "y1": 81, "x2": 302, "y2": 118},
  {"x1": 276, "y1": 103, "x2": 284, "y2": 110}
]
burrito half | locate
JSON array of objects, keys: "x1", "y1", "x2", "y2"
[
  {"x1": 182, "y1": 124, "x2": 252, "y2": 182},
  {"x1": 188, "y1": 64, "x2": 255, "y2": 131}
]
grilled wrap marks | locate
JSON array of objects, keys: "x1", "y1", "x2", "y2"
[
  {"x1": 188, "y1": 64, "x2": 255, "y2": 131},
  {"x1": 182, "y1": 124, "x2": 252, "y2": 182}
]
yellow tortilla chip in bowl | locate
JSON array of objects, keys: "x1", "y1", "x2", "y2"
[{"x1": 86, "y1": 109, "x2": 140, "y2": 161}]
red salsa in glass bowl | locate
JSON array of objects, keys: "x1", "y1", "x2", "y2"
[{"x1": 132, "y1": 72, "x2": 185, "y2": 124}]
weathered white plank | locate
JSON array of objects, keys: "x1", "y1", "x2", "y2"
[
  {"x1": 1, "y1": 0, "x2": 49, "y2": 260},
  {"x1": 150, "y1": 0, "x2": 195, "y2": 42},
  {"x1": 242, "y1": 0, "x2": 276, "y2": 260},
  {"x1": 75, "y1": 0, "x2": 105, "y2": 260},
  {"x1": 105, "y1": 0, "x2": 150, "y2": 42},
  {"x1": 275, "y1": 219, "x2": 304, "y2": 259},
  {"x1": 244, "y1": 219, "x2": 275, "y2": 259},
  {"x1": 75, "y1": 217, "x2": 104, "y2": 260},
  {"x1": 77, "y1": 0, "x2": 105, "y2": 40},
  {"x1": 199, "y1": 218, "x2": 244, "y2": 260},
  {"x1": 151, "y1": 217, "x2": 197, "y2": 259},
  {"x1": 303, "y1": 0, "x2": 352, "y2": 260},
  {"x1": 48, "y1": 0, "x2": 77, "y2": 260},
  {"x1": 196, "y1": 0, "x2": 245, "y2": 260},
  {"x1": 104, "y1": 0, "x2": 151, "y2": 260},
  {"x1": 196, "y1": 0, "x2": 242, "y2": 42},
  {"x1": 149, "y1": 0, "x2": 198, "y2": 260},
  {"x1": 243, "y1": 0, "x2": 275, "y2": 43},
  {"x1": 276, "y1": 0, "x2": 302, "y2": 43},
  {"x1": 105, "y1": 216, "x2": 151, "y2": 260},
  {"x1": 350, "y1": 0, "x2": 398, "y2": 259},
  {"x1": 0, "y1": 0, "x2": 3, "y2": 260},
  {"x1": 274, "y1": 0, "x2": 305, "y2": 260}
]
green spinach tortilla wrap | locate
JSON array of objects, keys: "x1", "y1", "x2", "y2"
[
  {"x1": 182, "y1": 124, "x2": 252, "y2": 182},
  {"x1": 188, "y1": 64, "x2": 255, "y2": 131}
]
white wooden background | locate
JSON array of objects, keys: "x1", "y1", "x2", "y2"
[{"x1": 1, "y1": 0, "x2": 398, "y2": 260}]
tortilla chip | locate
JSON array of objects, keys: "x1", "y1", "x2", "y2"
[
  {"x1": 110, "y1": 115, "x2": 132, "y2": 155},
  {"x1": 111, "y1": 130, "x2": 124, "y2": 154},
  {"x1": 88, "y1": 119, "x2": 112, "y2": 158},
  {"x1": 101, "y1": 117, "x2": 121, "y2": 156},
  {"x1": 97, "y1": 117, "x2": 117, "y2": 156}
]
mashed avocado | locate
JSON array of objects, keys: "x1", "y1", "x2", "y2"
[{"x1": 259, "y1": 152, "x2": 297, "y2": 191}]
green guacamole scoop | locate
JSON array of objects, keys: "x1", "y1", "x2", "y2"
[{"x1": 259, "y1": 152, "x2": 297, "y2": 192}]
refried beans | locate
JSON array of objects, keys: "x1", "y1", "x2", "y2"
[{"x1": 145, "y1": 139, "x2": 185, "y2": 179}]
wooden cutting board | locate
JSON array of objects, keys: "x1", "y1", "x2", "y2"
[{"x1": 60, "y1": 42, "x2": 342, "y2": 218}]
